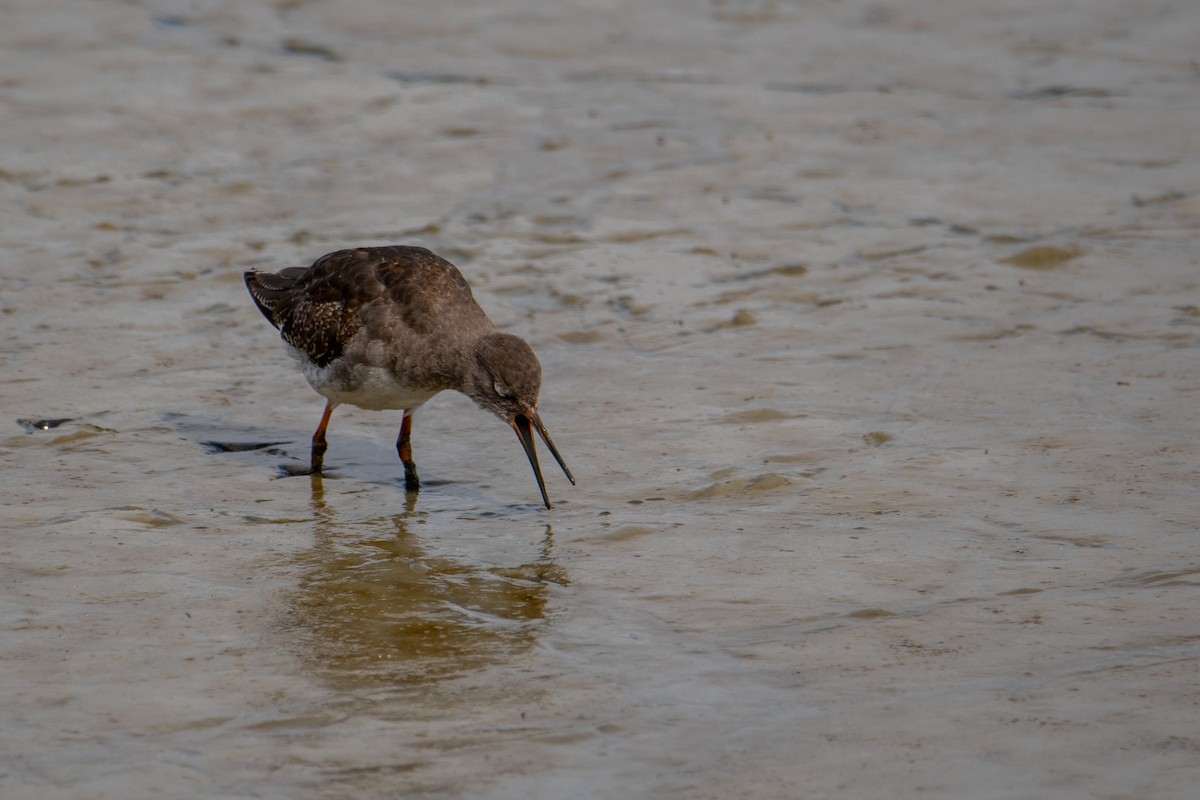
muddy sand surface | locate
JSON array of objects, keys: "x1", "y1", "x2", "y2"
[{"x1": 2, "y1": 1, "x2": 1199, "y2": 798}]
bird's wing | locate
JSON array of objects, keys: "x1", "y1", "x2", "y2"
[
  {"x1": 248, "y1": 246, "x2": 490, "y2": 369},
  {"x1": 268, "y1": 253, "x2": 387, "y2": 368}
]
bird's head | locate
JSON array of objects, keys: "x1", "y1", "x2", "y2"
[{"x1": 466, "y1": 333, "x2": 575, "y2": 508}]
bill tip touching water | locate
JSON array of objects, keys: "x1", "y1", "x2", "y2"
[{"x1": 243, "y1": 245, "x2": 574, "y2": 509}]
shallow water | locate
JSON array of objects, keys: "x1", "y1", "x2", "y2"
[{"x1": 3, "y1": 1, "x2": 1199, "y2": 797}]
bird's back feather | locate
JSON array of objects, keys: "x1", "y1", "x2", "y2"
[{"x1": 245, "y1": 246, "x2": 491, "y2": 369}]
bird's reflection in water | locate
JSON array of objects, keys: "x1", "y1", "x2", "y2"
[{"x1": 288, "y1": 477, "x2": 567, "y2": 692}]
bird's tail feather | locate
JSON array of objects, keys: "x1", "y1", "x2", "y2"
[{"x1": 244, "y1": 267, "x2": 306, "y2": 327}]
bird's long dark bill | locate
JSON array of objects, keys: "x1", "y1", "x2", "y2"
[{"x1": 512, "y1": 412, "x2": 575, "y2": 509}]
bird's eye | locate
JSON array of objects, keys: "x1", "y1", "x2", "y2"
[{"x1": 493, "y1": 380, "x2": 512, "y2": 399}]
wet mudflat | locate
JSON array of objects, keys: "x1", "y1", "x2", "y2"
[{"x1": 2, "y1": 1, "x2": 1199, "y2": 798}]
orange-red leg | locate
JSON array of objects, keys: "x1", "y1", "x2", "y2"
[
  {"x1": 311, "y1": 402, "x2": 334, "y2": 474},
  {"x1": 396, "y1": 412, "x2": 419, "y2": 492}
]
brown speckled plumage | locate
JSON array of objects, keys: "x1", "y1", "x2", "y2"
[{"x1": 245, "y1": 245, "x2": 574, "y2": 508}]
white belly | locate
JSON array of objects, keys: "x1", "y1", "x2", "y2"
[{"x1": 287, "y1": 344, "x2": 441, "y2": 411}]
